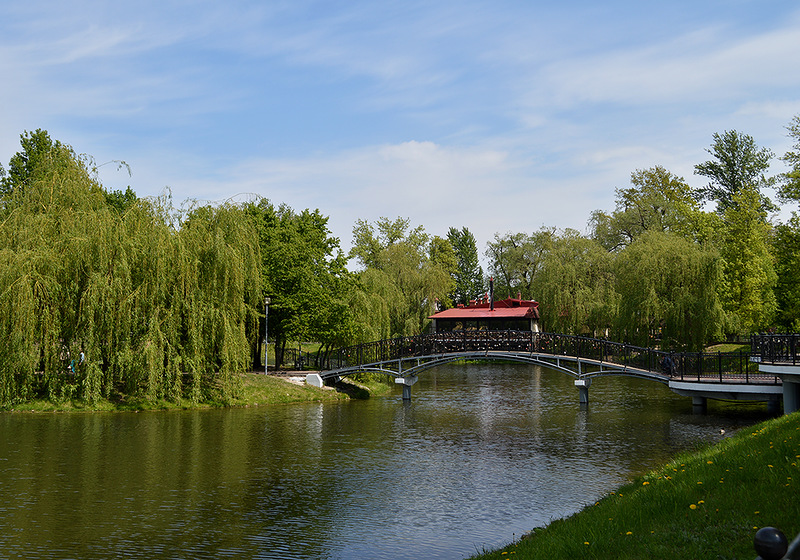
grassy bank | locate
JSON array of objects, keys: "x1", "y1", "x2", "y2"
[
  {"x1": 2, "y1": 372, "x2": 393, "y2": 413},
  {"x1": 471, "y1": 412, "x2": 800, "y2": 560}
]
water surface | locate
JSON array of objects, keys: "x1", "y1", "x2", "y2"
[{"x1": 0, "y1": 363, "x2": 769, "y2": 559}]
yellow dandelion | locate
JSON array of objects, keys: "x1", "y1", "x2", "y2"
[
  {"x1": 642, "y1": 481, "x2": 650, "y2": 486},
  {"x1": 698, "y1": 500, "x2": 705, "y2": 504},
  {"x1": 690, "y1": 504, "x2": 697, "y2": 510},
  {"x1": 707, "y1": 461, "x2": 713, "y2": 464},
  {"x1": 584, "y1": 542, "x2": 590, "y2": 546},
  {"x1": 626, "y1": 532, "x2": 633, "y2": 536}
]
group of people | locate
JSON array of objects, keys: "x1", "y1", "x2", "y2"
[{"x1": 66, "y1": 349, "x2": 85, "y2": 374}]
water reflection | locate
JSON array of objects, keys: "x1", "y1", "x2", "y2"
[{"x1": 0, "y1": 363, "x2": 769, "y2": 559}]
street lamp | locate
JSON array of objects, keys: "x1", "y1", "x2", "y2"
[{"x1": 264, "y1": 297, "x2": 271, "y2": 374}]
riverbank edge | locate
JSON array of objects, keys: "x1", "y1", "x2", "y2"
[
  {"x1": 1, "y1": 371, "x2": 393, "y2": 413},
  {"x1": 469, "y1": 411, "x2": 800, "y2": 560}
]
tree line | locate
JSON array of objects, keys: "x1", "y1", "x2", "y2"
[{"x1": 1, "y1": 120, "x2": 799, "y2": 406}]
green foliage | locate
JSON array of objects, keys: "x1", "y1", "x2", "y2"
[
  {"x1": 486, "y1": 228, "x2": 554, "y2": 299},
  {"x1": 614, "y1": 231, "x2": 723, "y2": 350},
  {"x1": 717, "y1": 187, "x2": 777, "y2": 336},
  {"x1": 246, "y1": 199, "x2": 354, "y2": 366},
  {"x1": 447, "y1": 226, "x2": 484, "y2": 305},
  {"x1": 534, "y1": 230, "x2": 617, "y2": 336},
  {"x1": 694, "y1": 129, "x2": 776, "y2": 214},
  {"x1": 103, "y1": 186, "x2": 138, "y2": 214},
  {"x1": 773, "y1": 214, "x2": 800, "y2": 331},
  {"x1": 590, "y1": 166, "x2": 702, "y2": 251},
  {"x1": 349, "y1": 217, "x2": 454, "y2": 337},
  {"x1": 778, "y1": 114, "x2": 800, "y2": 203},
  {"x1": 0, "y1": 131, "x2": 261, "y2": 407}
]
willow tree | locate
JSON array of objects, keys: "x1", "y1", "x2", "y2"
[
  {"x1": 350, "y1": 217, "x2": 454, "y2": 337},
  {"x1": 614, "y1": 231, "x2": 723, "y2": 350},
  {"x1": 0, "y1": 130, "x2": 261, "y2": 407},
  {"x1": 533, "y1": 230, "x2": 617, "y2": 337}
]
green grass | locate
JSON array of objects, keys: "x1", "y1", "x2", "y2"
[
  {"x1": 705, "y1": 342, "x2": 751, "y2": 353},
  {"x1": 4, "y1": 372, "x2": 359, "y2": 413},
  {"x1": 470, "y1": 412, "x2": 800, "y2": 560}
]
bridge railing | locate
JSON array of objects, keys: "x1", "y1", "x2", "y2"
[
  {"x1": 752, "y1": 333, "x2": 800, "y2": 365},
  {"x1": 320, "y1": 331, "x2": 779, "y2": 384}
]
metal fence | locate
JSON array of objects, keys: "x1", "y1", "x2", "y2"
[
  {"x1": 318, "y1": 331, "x2": 779, "y2": 384},
  {"x1": 752, "y1": 334, "x2": 800, "y2": 365}
]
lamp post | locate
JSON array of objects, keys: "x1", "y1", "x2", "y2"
[{"x1": 264, "y1": 297, "x2": 271, "y2": 374}]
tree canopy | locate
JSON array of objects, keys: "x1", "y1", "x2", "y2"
[
  {"x1": 694, "y1": 130, "x2": 776, "y2": 214},
  {"x1": 0, "y1": 131, "x2": 261, "y2": 406},
  {"x1": 350, "y1": 217, "x2": 454, "y2": 337}
]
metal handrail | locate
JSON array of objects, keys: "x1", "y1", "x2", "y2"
[
  {"x1": 321, "y1": 331, "x2": 779, "y2": 384},
  {"x1": 752, "y1": 334, "x2": 800, "y2": 365}
]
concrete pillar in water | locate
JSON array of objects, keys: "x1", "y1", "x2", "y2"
[
  {"x1": 692, "y1": 396, "x2": 707, "y2": 413},
  {"x1": 766, "y1": 397, "x2": 781, "y2": 415},
  {"x1": 574, "y1": 378, "x2": 591, "y2": 405},
  {"x1": 395, "y1": 375, "x2": 418, "y2": 401}
]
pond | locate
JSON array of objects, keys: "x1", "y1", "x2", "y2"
[{"x1": 0, "y1": 363, "x2": 770, "y2": 559}]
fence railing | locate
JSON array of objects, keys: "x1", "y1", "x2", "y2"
[
  {"x1": 752, "y1": 334, "x2": 800, "y2": 365},
  {"x1": 317, "y1": 331, "x2": 779, "y2": 384}
]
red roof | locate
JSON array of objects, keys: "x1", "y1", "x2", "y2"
[{"x1": 429, "y1": 297, "x2": 540, "y2": 320}]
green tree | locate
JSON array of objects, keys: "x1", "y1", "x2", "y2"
[
  {"x1": 446, "y1": 227, "x2": 484, "y2": 306},
  {"x1": 485, "y1": 228, "x2": 554, "y2": 299},
  {"x1": 350, "y1": 218, "x2": 453, "y2": 337},
  {"x1": 590, "y1": 166, "x2": 703, "y2": 250},
  {"x1": 247, "y1": 200, "x2": 353, "y2": 367},
  {"x1": 773, "y1": 214, "x2": 800, "y2": 331},
  {"x1": 778, "y1": 114, "x2": 800, "y2": 203},
  {"x1": 0, "y1": 131, "x2": 262, "y2": 407},
  {"x1": 533, "y1": 230, "x2": 616, "y2": 336},
  {"x1": 694, "y1": 130, "x2": 776, "y2": 214},
  {"x1": 614, "y1": 231, "x2": 723, "y2": 350},
  {"x1": 0, "y1": 129, "x2": 70, "y2": 201},
  {"x1": 717, "y1": 187, "x2": 777, "y2": 336}
]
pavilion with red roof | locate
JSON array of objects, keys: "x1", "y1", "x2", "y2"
[{"x1": 429, "y1": 291, "x2": 540, "y2": 333}]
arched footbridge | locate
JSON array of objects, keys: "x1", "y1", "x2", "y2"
[{"x1": 305, "y1": 331, "x2": 788, "y2": 413}]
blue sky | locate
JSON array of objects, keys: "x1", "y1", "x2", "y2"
[{"x1": 2, "y1": 0, "x2": 800, "y2": 258}]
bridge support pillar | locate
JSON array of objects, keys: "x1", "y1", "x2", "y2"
[
  {"x1": 306, "y1": 373, "x2": 324, "y2": 388},
  {"x1": 692, "y1": 396, "x2": 707, "y2": 413},
  {"x1": 574, "y1": 378, "x2": 591, "y2": 405},
  {"x1": 767, "y1": 397, "x2": 782, "y2": 415},
  {"x1": 395, "y1": 375, "x2": 419, "y2": 401},
  {"x1": 783, "y1": 380, "x2": 799, "y2": 414}
]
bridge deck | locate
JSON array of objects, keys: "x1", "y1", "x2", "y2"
[{"x1": 315, "y1": 331, "x2": 780, "y2": 387}]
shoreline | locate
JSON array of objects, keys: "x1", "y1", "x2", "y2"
[
  {"x1": 468, "y1": 412, "x2": 800, "y2": 559},
  {"x1": 1, "y1": 370, "x2": 387, "y2": 413}
]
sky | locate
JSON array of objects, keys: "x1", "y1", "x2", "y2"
[{"x1": 2, "y1": 0, "x2": 800, "y2": 260}]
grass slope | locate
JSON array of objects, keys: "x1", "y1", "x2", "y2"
[
  {"x1": 4, "y1": 372, "x2": 358, "y2": 412},
  {"x1": 471, "y1": 412, "x2": 800, "y2": 560}
]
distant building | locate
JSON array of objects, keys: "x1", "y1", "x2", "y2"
[{"x1": 429, "y1": 294, "x2": 540, "y2": 333}]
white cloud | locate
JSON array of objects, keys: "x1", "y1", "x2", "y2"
[{"x1": 518, "y1": 15, "x2": 800, "y2": 113}]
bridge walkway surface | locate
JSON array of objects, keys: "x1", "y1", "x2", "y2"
[{"x1": 304, "y1": 331, "x2": 786, "y2": 413}]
